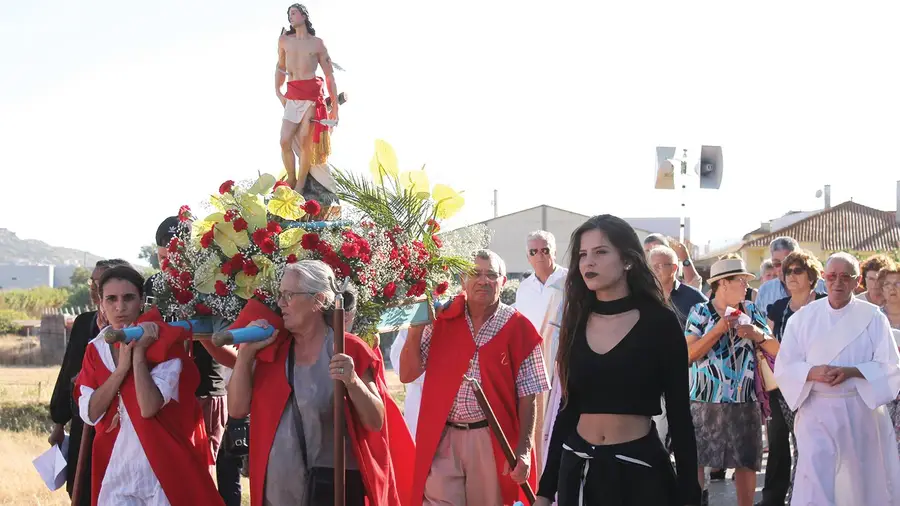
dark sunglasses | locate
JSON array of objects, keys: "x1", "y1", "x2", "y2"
[
  {"x1": 784, "y1": 267, "x2": 807, "y2": 276},
  {"x1": 529, "y1": 247, "x2": 550, "y2": 256}
]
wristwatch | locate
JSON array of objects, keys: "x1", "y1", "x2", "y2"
[{"x1": 682, "y1": 259, "x2": 692, "y2": 267}]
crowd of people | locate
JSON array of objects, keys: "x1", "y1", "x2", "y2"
[{"x1": 47, "y1": 214, "x2": 900, "y2": 506}]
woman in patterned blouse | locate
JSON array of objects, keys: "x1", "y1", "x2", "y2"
[{"x1": 684, "y1": 258, "x2": 779, "y2": 506}]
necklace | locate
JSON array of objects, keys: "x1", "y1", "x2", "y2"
[{"x1": 591, "y1": 295, "x2": 637, "y2": 315}]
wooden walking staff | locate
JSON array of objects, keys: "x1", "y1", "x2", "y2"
[
  {"x1": 332, "y1": 278, "x2": 350, "y2": 506},
  {"x1": 70, "y1": 423, "x2": 92, "y2": 506},
  {"x1": 464, "y1": 375, "x2": 537, "y2": 505}
]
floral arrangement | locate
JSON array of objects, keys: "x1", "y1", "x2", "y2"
[{"x1": 152, "y1": 140, "x2": 473, "y2": 341}]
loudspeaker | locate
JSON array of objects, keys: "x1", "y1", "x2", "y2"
[
  {"x1": 655, "y1": 146, "x2": 677, "y2": 190},
  {"x1": 696, "y1": 145, "x2": 723, "y2": 189}
]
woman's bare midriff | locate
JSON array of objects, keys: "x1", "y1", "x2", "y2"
[{"x1": 577, "y1": 413, "x2": 651, "y2": 445}]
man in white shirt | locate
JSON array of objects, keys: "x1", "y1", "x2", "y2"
[
  {"x1": 389, "y1": 329, "x2": 424, "y2": 438},
  {"x1": 515, "y1": 230, "x2": 568, "y2": 332},
  {"x1": 775, "y1": 252, "x2": 900, "y2": 505}
]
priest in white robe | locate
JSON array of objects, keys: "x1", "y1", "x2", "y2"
[
  {"x1": 774, "y1": 252, "x2": 900, "y2": 506},
  {"x1": 536, "y1": 276, "x2": 565, "y2": 476}
]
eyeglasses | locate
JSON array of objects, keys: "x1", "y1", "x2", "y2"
[
  {"x1": 882, "y1": 281, "x2": 900, "y2": 291},
  {"x1": 277, "y1": 290, "x2": 315, "y2": 303},
  {"x1": 652, "y1": 262, "x2": 676, "y2": 271},
  {"x1": 529, "y1": 247, "x2": 550, "y2": 256},
  {"x1": 824, "y1": 272, "x2": 857, "y2": 283},
  {"x1": 771, "y1": 260, "x2": 783, "y2": 268},
  {"x1": 469, "y1": 269, "x2": 500, "y2": 281},
  {"x1": 784, "y1": 267, "x2": 807, "y2": 277}
]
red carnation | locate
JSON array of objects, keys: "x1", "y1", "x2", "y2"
[
  {"x1": 432, "y1": 234, "x2": 443, "y2": 248},
  {"x1": 224, "y1": 210, "x2": 238, "y2": 222},
  {"x1": 242, "y1": 260, "x2": 259, "y2": 276},
  {"x1": 286, "y1": 253, "x2": 298, "y2": 263},
  {"x1": 267, "y1": 221, "x2": 282, "y2": 234},
  {"x1": 254, "y1": 289, "x2": 267, "y2": 300},
  {"x1": 260, "y1": 237, "x2": 277, "y2": 254},
  {"x1": 200, "y1": 229, "x2": 215, "y2": 249},
  {"x1": 303, "y1": 200, "x2": 322, "y2": 216},
  {"x1": 301, "y1": 232, "x2": 320, "y2": 250},
  {"x1": 215, "y1": 280, "x2": 229, "y2": 297},
  {"x1": 179, "y1": 271, "x2": 193, "y2": 286},
  {"x1": 341, "y1": 241, "x2": 360, "y2": 259},
  {"x1": 194, "y1": 303, "x2": 213, "y2": 316},
  {"x1": 273, "y1": 180, "x2": 291, "y2": 190},
  {"x1": 435, "y1": 281, "x2": 449, "y2": 295},
  {"x1": 232, "y1": 217, "x2": 248, "y2": 232},
  {"x1": 178, "y1": 205, "x2": 191, "y2": 222},
  {"x1": 383, "y1": 282, "x2": 397, "y2": 299},
  {"x1": 160, "y1": 257, "x2": 171, "y2": 271},
  {"x1": 175, "y1": 290, "x2": 194, "y2": 304},
  {"x1": 219, "y1": 180, "x2": 235, "y2": 195},
  {"x1": 221, "y1": 261, "x2": 235, "y2": 276},
  {"x1": 167, "y1": 237, "x2": 180, "y2": 253},
  {"x1": 231, "y1": 252, "x2": 245, "y2": 266},
  {"x1": 427, "y1": 219, "x2": 441, "y2": 232},
  {"x1": 252, "y1": 228, "x2": 270, "y2": 245}
]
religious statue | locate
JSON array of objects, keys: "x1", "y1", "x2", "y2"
[{"x1": 276, "y1": 3, "x2": 345, "y2": 219}]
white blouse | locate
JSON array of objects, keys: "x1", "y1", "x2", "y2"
[{"x1": 78, "y1": 334, "x2": 182, "y2": 506}]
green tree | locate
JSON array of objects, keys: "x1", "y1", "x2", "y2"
[
  {"x1": 139, "y1": 244, "x2": 161, "y2": 269},
  {"x1": 70, "y1": 266, "x2": 91, "y2": 286},
  {"x1": 66, "y1": 284, "x2": 93, "y2": 310},
  {"x1": 0, "y1": 309, "x2": 29, "y2": 334},
  {"x1": 0, "y1": 287, "x2": 69, "y2": 318}
]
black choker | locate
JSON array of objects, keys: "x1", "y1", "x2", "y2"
[{"x1": 592, "y1": 296, "x2": 637, "y2": 315}]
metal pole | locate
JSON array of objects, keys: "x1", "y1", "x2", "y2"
[
  {"x1": 679, "y1": 148, "x2": 688, "y2": 245},
  {"x1": 333, "y1": 290, "x2": 346, "y2": 506},
  {"x1": 70, "y1": 424, "x2": 92, "y2": 506}
]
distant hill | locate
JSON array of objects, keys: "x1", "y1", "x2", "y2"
[{"x1": 0, "y1": 228, "x2": 104, "y2": 266}]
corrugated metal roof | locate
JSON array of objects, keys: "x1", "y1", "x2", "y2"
[{"x1": 744, "y1": 201, "x2": 900, "y2": 251}]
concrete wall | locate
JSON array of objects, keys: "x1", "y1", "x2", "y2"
[
  {"x1": 39, "y1": 313, "x2": 66, "y2": 365},
  {"x1": 0, "y1": 265, "x2": 53, "y2": 290},
  {"x1": 740, "y1": 243, "x2": 875, "y2": 275}
]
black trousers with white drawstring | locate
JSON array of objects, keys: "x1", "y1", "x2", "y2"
[{"x1": 557, "y1": 423, "x2": 680, "y2": 506}]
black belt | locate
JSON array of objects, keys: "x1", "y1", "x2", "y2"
[{"x1": 446, "y1": 420, "x2": 489, "y2": 430}]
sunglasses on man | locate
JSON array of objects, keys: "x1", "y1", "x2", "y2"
[{"x1": 529, "y1": 247, "x2": 550, "y2": 256}]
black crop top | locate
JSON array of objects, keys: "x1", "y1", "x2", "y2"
[{"x1": 537, "y1": 299, "x2": 701, "y2": 504}]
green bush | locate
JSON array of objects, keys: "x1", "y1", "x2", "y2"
[
  {"x1": 0, "y1": 287, "x2": 69, "y2": 317},
  {"x1": 0, "y1": 309, "x2": 29, "y2": 334},
  {"x1": 0, "y1": 401, "x2": 53, "y2": 433}
]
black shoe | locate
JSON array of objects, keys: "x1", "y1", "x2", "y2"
[
  {"x1": 700, "y1": 489, "x2": 709, "y2": 506},
  {"x1": 710, "y1": 468, "x2": 726, "y2": 480}
]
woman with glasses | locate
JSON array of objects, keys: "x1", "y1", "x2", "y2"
[
  {"x1": 879, "y1": 267, "x2": 900, "y2": 454},
  {"x1": 226, "y1": 260, "x2": 412, "y2": 506},
  {"x1": 857, "y1": 254, "x2": 897, "y2": 305},
  {"x1": 684, "y1": 258, "x2": 778, "y2": 506},
  {"x1": 74, "y1": 265, "x2": 224, "y2": 506},
  {"x1": 756, "y1": 250, "x2": 824, "y2": 506}
]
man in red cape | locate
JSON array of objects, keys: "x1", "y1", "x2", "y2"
[
  {"x1": 400, "y1": 250, "x2": 550, "y2": 506},
  {"x1": 74, "y1": 307, "x2": 223, "y2": 506},
  {"x1": 229, "y1": 299, "x2": 415, "y2": 506}
]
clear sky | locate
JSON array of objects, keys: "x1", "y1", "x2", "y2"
[{"x1": 2, "y1": 1, "x2": 899, "y2": 266}]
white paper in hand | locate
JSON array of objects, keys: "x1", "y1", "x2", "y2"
[
  {"x1": 33, "y1": 435, "x2": 68, "y2": 491},
  {"x1": 724, "y1": 306, "x2": 752, "y2": 326}
]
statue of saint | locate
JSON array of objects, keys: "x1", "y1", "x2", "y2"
[{"x1": 276, "y1": 4, "x2": 343, "y2": 218}]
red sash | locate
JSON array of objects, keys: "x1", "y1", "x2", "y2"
[
  {"x1": 409, "y1": 294, "x2": 542, "y2": 505},
  {"x1": 74, "y1": 308, "x2": 222, "y2": 506},
  {"x1": 233, "y1": 299, "x2": 415, "y2": 506},
  {"x1": 285, "y1": 78, "x2": 328, "y2": 142}
]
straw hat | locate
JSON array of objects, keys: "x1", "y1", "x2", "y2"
[{"x1": 708, "y1": 258, "x2": 756, "y2": 284}]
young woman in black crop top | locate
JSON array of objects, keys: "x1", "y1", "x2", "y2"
[{"x1": 536, "y1": 215, "x2": 701, "y2": 506}]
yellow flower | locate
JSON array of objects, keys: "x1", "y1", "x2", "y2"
[
  {"x1": 369, "y1": 139, "x2": 399, "y2": 184},
  {"x1": 267, "y1": 186, "x2": 306, "y2": 221},
  {"x1": 195, "y1": 255, "x2": 227, "y2": 294},
  {"x1": 400, "y1": 169, "x2": 430, "y2": 199},
  {"x1": 278, "y1": 228, "x2": 306, "y2": 256},
  {"x1": 238, "y1": 194, "x2": 267, "y2": 231},
  {"x1": 432, "y1": 184, "x2": 464, "y2": 219},
  {"x1": 213, "y1": 221, "x2": 251, "y2": 257},
  {"x1": 248, "y1": 174, "x2": 277, "y2": 195}
]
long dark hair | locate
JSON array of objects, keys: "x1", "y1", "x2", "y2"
[
  {"x1": 556, "y1": 215, "x2": 667, "y2": 403},
  {"x1": 283, "y1": 4, "x2": 315, "y2": 36},
  {"x1": 98, "y1": 265, "x2": 146, "y2": 299}
]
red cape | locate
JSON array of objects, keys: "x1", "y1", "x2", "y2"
[
  {"x1": 410, "y1": 294, "x2": 541, "y2": 506},
  {"x1": 285, "y1": 78, "x2": 328, "y2": 143},
  {"x1": 73, "y1": 308, "x2": 222, "y2": 506},
  {"x1": 232, "y1": 299, "x2": 415, "y2": 506}
]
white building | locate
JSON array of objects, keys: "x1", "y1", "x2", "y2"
[
  {"x1": 0, "y1": 264, "x2": 80, "y2": 290},
  {"x1": 451, "y1": 205, "x2": 666, "y2": 277}
]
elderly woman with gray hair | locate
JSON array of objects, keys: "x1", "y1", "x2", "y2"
[{"x1": 226, "y1": 260, "x2": 413, "y2": 506}]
